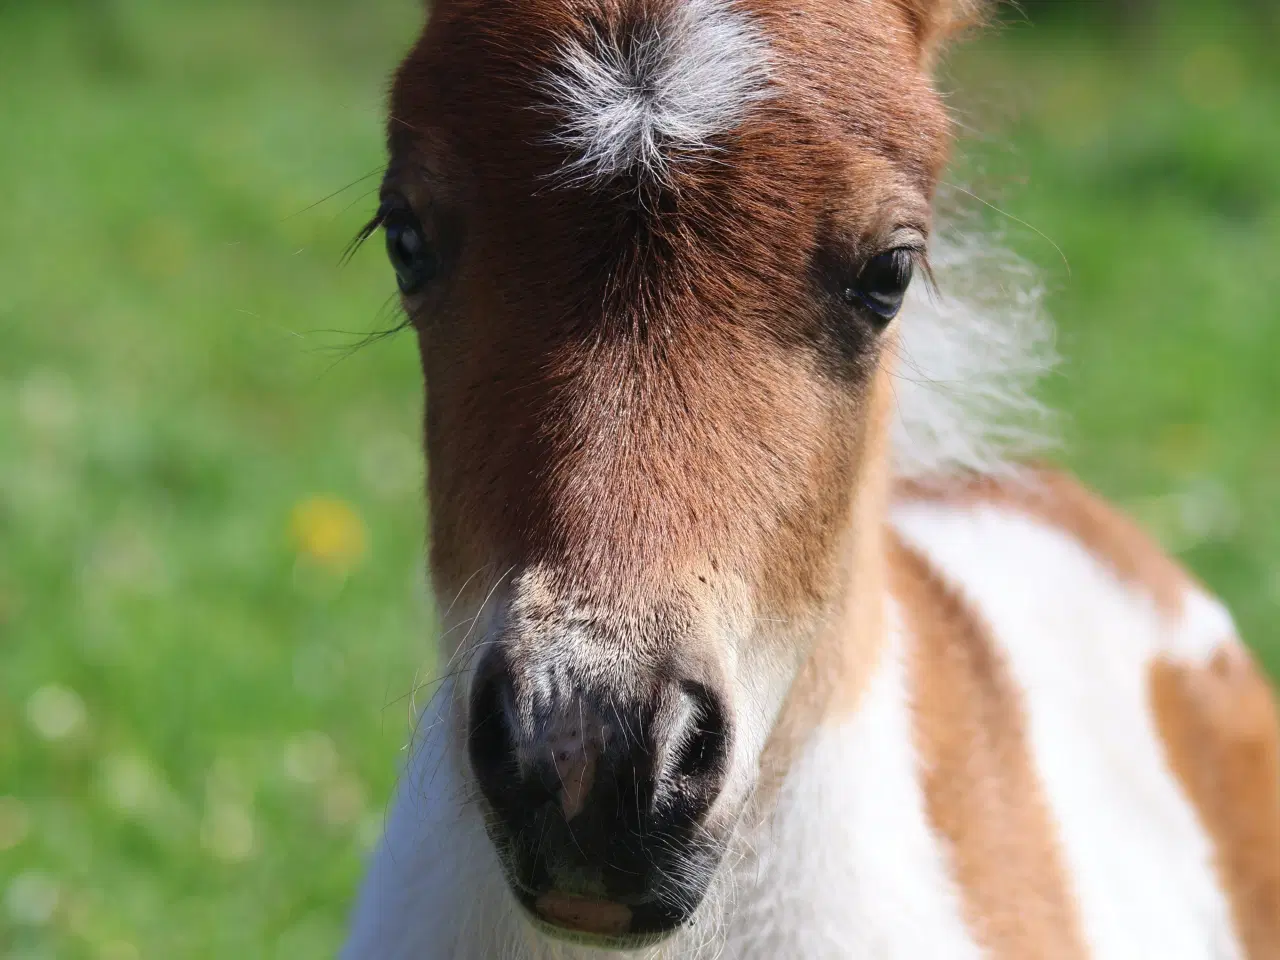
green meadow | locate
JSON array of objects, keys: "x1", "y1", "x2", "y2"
[{"x1": 1, "y1": 1, "x2": 1276, "y2": 956}]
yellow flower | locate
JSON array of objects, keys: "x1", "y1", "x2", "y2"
[{"x1": 289, "y1": 496, "x2": 369, "y2": 573}]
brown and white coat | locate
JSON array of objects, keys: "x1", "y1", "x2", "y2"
[{"x1": 341, "y1": 0, "x2": 1280, "y2": 956}]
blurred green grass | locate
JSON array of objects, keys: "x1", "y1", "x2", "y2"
[{"x1": 0, "y1": 1, "x2": 1276, "y2": 957}]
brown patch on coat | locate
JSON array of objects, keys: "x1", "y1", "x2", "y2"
[
  {"x1": 891, "y1": 533, "x2": 1089, "y2": 958},
  {"x1": 897, "y1": 468, "x2": 1192, "y2": 618},
  {"x1": 1151, "y1": 647, "x2": 1280, "y2": 958}
]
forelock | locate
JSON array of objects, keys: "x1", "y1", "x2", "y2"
[{"x1": 540, "y1": 0, "x2": 773, "y2": 186}]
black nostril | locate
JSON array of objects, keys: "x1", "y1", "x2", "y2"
[
  {"x1": 468, "y1": 667, "x2": 518, "y2": 797},
  {"x1": 673, "y1": 682, "x2": 730, "y2": 782},
  {"x1": 677, "y1": 721, "x2": 723, "y2": 780}
]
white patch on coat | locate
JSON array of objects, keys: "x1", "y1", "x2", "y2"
[
  {"x1": 1169, "y1": 589, "x2": 1239, "y2": 665},
  {"x1": 891, "y1": 500, "x2": 1246, "y2": 960},
  {"x1": 728, "y1": 604, "x2": 985, "y2": 959},
  {"x1": 543, "y1": 0, "x2": 771, "y2": 184}
]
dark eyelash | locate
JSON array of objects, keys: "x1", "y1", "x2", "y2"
[
  {"x1": 342, "y1": 201, "x2": 391, "y2": 266},
  {"x1": 904, "y1": 245, "x2": 937, "y2": 296}
]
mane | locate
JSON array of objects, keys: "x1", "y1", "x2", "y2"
[
  {"x1": 889, "y1": 216, "x2": 1058, "y2": 480},
  {"x1": 541, "y1": 0, "x2": 772, "y2": 186}
]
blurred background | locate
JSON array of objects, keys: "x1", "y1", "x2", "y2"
[{"x1": 0, "y1": 0, "x2": 1276, "y2": 956}]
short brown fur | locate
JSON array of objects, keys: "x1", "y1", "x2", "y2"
[
  {"x1": 756, "y1": 358, "x2": 897, "y2": 805},
  {"x1": 1152, "y1": 650, "x2": 1280, "y2": 958},
  {"x1": 892, "y1": 0, "x2": 987, "y2": 66},
  {"x1": 389, "y1": 0, "x2": 953, "y2": 627},
  {"x1": 892, "y1": 533, "x2": 1090, "y2": 959}
]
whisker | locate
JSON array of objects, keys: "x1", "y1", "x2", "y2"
[{"x1": 941, "y1": 181, "x2": 1071, "y2": 277}]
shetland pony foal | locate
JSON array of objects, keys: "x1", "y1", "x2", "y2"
[{"x1": 343, "y1": 0, "x2": 1280, "y2": 956}]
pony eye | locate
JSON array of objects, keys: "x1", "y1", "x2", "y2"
[
  {"x1": 843, "y1": 248, "x2": 915, "y2": 322},
  {"x1": 384, "y1": 207, "x2": 438, "y2": 294}
]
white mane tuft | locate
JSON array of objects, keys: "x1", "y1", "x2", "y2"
[
  {"x1": 542, "y1": 0, "x2": 772, "y2": 184},
  {"x1": 889, "y1": 224, "x2": 1058, "y2": 480}
]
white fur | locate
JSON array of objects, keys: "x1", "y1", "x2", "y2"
[
  {"x1": 1169, "y1": 590, "x2": 1239, "y2": 665},
  {"x1": 892, "y1": 500, "x2": 1245, "y2": 960},
  {"x1": 342, "y1": 608, "x2": 988, "y2": 960},
  {"x1": 340, "y1": 684, "x2": 511, "y2": 960},
  {"x1": 728, "y1": 604, "x2": 985, "y2": 959},
  {"x1": 890, "y1": 228, "x2": 1057, "y2": 480},
  {"x1": 543, "y1": 0, "x2": 771, "y2": 184}
]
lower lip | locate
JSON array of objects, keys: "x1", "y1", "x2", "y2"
[{"x1": 535, "y1": 892, "x2": 634, "y2": 937}]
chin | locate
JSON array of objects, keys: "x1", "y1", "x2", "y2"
[
  {"x1": 523, "y1": 909, "x2": 680, "y2": 952},
  {"x1": 501, "y1": 870, "x2": 714, "y2": 951}
]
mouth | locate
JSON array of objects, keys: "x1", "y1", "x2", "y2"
[
  {"x1": 485, "y1": 795, "x2": 726, "y2": 947},
  {"x1": 514, "y1": 889, "x2": 688, "y2": 949}
]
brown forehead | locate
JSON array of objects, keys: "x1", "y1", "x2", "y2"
[
  {"x1": 391, "y1": 1, "x2": 954, "y2": 600},
  {"x1": 386, "y1": 0, "x2": 951, "y2": 222}
]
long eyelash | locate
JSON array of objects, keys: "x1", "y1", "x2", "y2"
[
  {"x1": 910, "y1": 245, "x2": 938, "y2": 295},
  {"x1": 341, "y1": 201, "x2": 390, "y2": 266},
  {"x1": 320, "y1": 294, "x2": 414, "y2": 371},
  {"x1": 330, "y1": 202, "x2": 414, "y2": 359}
]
